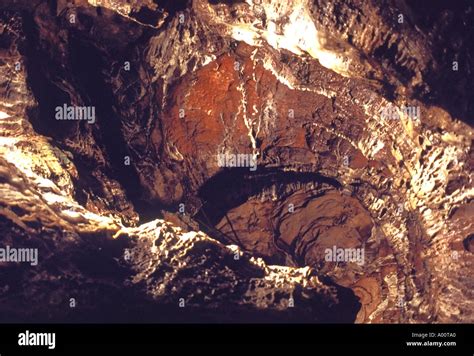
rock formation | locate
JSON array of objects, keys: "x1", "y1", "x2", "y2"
[{"x1": 0, "y1": 0, "x2": 472, "y2": 323}]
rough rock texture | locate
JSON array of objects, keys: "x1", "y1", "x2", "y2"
[{"x1": 0, "y1": 0, "x2": 473, "y2": 323}]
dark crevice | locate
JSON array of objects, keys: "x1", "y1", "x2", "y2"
[
  {"x1": 405, "y1": 0, "x2": 474, "y2": 124},
  {"x1": 194, "y1": 168, "x2": 344, "y2": 265},
  {"x1": 196, "y1": 168, "x2": 341, "y2": 227},
  {"x1": 66, "y1": 34, "x2": 144, "y2": 201},
  {"x1": 463, "y1": 234, "x2": 474, "y2": 253},
  {"x1": 21, "y1": 11, "x2": 169, "y2": 222},
  {"x1": 130, "y1": 7, "x2": 163, "y2": 27},
  {"x1": 194, "y1": 168, "x2": 360, "y2": 323},
  {"x1": 21, "y1": 15, "x2": 71, "y2": 140}
]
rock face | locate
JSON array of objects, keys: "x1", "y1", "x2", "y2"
[{"x1": 0, "y1": 0, "x2": 473, "y2": 323}]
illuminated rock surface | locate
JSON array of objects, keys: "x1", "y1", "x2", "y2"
[{"x1": 0, "y1": 0, "x2": 473, "y2": 323}]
